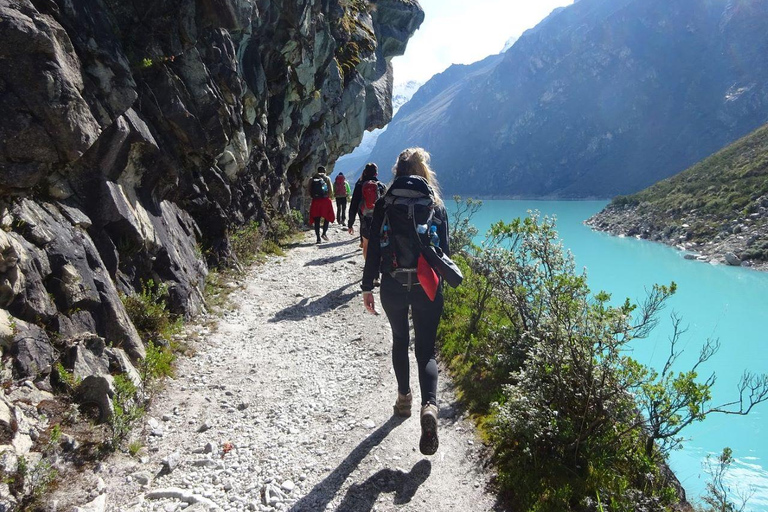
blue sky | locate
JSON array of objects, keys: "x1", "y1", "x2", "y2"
[{"x1": 392, "y1": 0, "x2": 574, "y2": 85}]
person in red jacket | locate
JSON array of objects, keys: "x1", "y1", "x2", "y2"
[{"x1": 307, "y1": 166, "x2": 335, "y2": 244}]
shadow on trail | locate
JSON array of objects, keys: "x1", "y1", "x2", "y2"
[
  {"x1": 268, "y1": 280, "x2": 361, "y2": 322},
  {"x1": 304, "y1": 251, "x2": 356, "y2": 267},
  {"x1": 289, "y1": 416, "x2": 408, "y2": 512},
  {"x1": 335, "y1": 459, "x2": 432, "y2": 511},
  {"x1": 317, "y1": 238, "x2": 358, "y2": 250}
]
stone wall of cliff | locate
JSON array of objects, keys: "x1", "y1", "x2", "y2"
[{"x1": 0, "y1": 0, "x2": 423, "y2": 484}]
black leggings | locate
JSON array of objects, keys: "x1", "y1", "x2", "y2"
[
  {"x1": 380, "y1": 274, "x2": 443, "y2": 406},
  {"x1": 314, "y1": 217, "x2": 329, "y2": 240},
  {"x1": 336, "y1": 197, "x2": 347, "y2": 224}
]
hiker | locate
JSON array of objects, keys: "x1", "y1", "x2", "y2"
[
  {"x1": 334, "y1": 173, "x2": 351, "y2": 225},
  {"x1": 360, "y1": 148, "x2": 450, "y2": 456},
  {"x1": 307, "y1": 166, "x2": 335, "y2": 244},
  {"x1": 347, "y1": 163, "x2": 386, "y2": 260}
]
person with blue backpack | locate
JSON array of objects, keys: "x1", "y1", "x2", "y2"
[
  {"x1": 308, "y1": 166, "x2": 335, "y2": 244},
  {"x1": 360, "y1": 148, "x2": 450, "y2": 456}
]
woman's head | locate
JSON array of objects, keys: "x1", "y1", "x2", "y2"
[
  {"x1": 362, "y1": 162, "x2": 378, "y2": 180},
  {"x1": 393, "y1": 148, "x2": 442, "y2": 204}
]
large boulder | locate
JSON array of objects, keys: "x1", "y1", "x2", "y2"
[{"x1": 9, "y1": 321, "x2": 54, "y2": 380}]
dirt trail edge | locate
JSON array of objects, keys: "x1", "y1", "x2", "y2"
[{"x1": 82, "y1": 226, "x2": 500, "y2": 512}]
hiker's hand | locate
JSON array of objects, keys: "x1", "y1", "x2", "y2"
[
  {"x1": 348, "y1": 227, "x2": 354, "y2": 235},
  {"x1": 363, "y1": 292, "x2": 378, "y2": 315}
]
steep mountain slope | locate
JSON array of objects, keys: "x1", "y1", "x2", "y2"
[
  {"x1": 368, "y1": 0, "x2": 768, "y2": 198},
  {"x1": 588, "y1": 123, "x2": 768, "y2": 269}
]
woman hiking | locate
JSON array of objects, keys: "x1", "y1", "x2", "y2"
[
  {"x1": 307, "y1": 166, "x2": 335, "y2": 244},
  {"x1": 334, "y1": 173, "x2": 351, "y2": 225},
  {"x1": 360, "y1": 148, "x2": 450, "y2": 456},
  {"x1": 348, "y1": 163, "x2": 386, "y2": 260}
]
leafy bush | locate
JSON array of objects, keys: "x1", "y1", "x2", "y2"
[{"x1": 439, "y1": 205, "x2": 768, "y2": 511}]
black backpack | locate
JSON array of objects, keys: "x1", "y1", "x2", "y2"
[
  {"x1": 310, "y1": 175, "x2": 329, "y2": 198},
  {"x1": 380, "y1": 176, "x2": 441, "y2": 271}
]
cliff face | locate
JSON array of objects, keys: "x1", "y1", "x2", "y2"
[
  {"x1": 367, "y1": 0, "x2": 768, "y2": 198},
  {"x1": 0, "y1": 0, "x2": 422, "y2": 385}
]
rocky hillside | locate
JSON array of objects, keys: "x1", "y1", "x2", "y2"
[
  {"x1": 367, "y1": 0, "x2": 768, "y2": 198},
  {"x1": 0, "y1": 0, "x2": 422, "y2": 504},
  {"x1": 588, "y1": 123, "x2": 768, "y2": 270}
]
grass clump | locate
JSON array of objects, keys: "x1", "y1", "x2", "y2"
[{"x1": 108, "y1": 374, "x2": 144, "y2": 451}]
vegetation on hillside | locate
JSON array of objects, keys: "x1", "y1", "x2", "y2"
[
  {"x1": 439, "y1": 198, "x2": 768, "y2": 511},
  {"x1": 610, "y1": 123, "x2": 768, "y2": 257}
]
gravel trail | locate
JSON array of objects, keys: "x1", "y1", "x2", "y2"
[{"x1": 93, "y1": 225, "x2": 500, "y2": 512}]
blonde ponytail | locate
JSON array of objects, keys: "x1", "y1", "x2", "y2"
[{"x1": 393, "y1": 147, "x2": 443, "y2": 205}]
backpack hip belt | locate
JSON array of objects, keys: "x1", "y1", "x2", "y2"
[{"x1": 389, "y1": 268, "x2": 420, "y2": 291}]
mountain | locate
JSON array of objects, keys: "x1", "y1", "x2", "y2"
[
  {"x1": 588, "y1": 123, "x2": 768, "y2": 269},
  {"x1": 367, "y1": 0, "x2": 768, "y2": 198},
  {"x1": 333, "y1": 80, "x2": 423, "y2": 180}
]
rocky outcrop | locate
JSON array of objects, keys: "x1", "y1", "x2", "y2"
[
  {"x1": 0, "y1": 0, "x2": 422, "y2": 505},
  {"x1": 0, "y1": 0, "x2": 422, "y2": 368},
  {"x1": 588, "y1": 123, "x2": 768, "y2": 271}
]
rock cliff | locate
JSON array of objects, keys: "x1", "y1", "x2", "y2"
[{"x1": 0, "y1": 0, "x2": 423, "y2": 501}]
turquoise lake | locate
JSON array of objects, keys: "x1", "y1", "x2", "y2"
[{"x1": 452, "y1": 200, "x2": 768, "y2": 510}]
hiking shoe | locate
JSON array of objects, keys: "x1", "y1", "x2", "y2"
[
  {"x1": 393, "y1": 391, "x2": 412, "y2": 417},
  {"x1": 322, "y1": 234, "x2": 329, "y2": 241},
  {"x1": 419, "y1": 403, "x2": 439, "y2": 455},
  {"x1": 316, "y1": 239, "x2": 321, "y2": 244}
]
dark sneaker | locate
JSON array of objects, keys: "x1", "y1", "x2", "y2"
[
  {"x1": 316, "y1": 239, "x2": 321, "y2": 244},
  {"x1": 419, "y1": 404, "x2": 439, "y2": 455},
  {"x1": 393, "y1": 391, "x2": 412, "y2": 417},
  {"x1": 322, "y1": 234, "x2": 329, "y2": 241}
]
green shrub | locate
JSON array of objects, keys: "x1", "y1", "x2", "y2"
[
  {"x1": 439, "y1": 206, "x2": 768, "y2": 511},
  {"x1": 108, "y1": 374, "x2": 144, "y2": 451},
  {"x1": 121, "y1": 279, "x2": 182, "y2": 346},
  {"x1": 141, "y1": 341, "x2": 175, "y2": 382}
]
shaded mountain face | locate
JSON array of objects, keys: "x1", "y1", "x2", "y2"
[{"x1": 367, "y1": 0, "x2": 768, "y2": 198}]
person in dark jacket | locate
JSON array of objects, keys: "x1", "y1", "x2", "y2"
[
  {"x1": 348, "y1": 163, "x2": 386, "y2": 260},
  {"x1": 360, "y1": 148, "x2": 449, "y2": 456}
]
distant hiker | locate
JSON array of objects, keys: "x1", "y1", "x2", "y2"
[
  {"x1": 334, "y1": 173, "x2": 351, "y2": 225},
  {"x1": 360, "y1": 148, "x2": 449, "y2": 456},
  {"x1": 308, "y1": 166, "x2": 335, "y2": 244},
  {"x1": 348, "y1": 163, "x2": 386, "y2": 260}
]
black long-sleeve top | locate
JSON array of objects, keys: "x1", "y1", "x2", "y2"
[
  {"x1": 362, "y1": 197, "x2": 450, "y2": 292},
  {"x1": 347, "y1": 180, "x2": 364, "y2": 230}
]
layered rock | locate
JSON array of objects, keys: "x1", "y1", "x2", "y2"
[{"x1": 0, "y1": 0, "x2": 423, "y2": 503}]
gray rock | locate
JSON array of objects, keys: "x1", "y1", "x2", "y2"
[
  {"x1": 133, "y1": 471, "x2": 153, "y2": 486},
  {"x1": 10, "y1": 322, "x2": 53, "y2": 380},
  {"x1": 162, "y1": 451, "x2": 182, "y2": 474},
  {"x1": 0, "y1": 398, "x2": 15, "y2": 444},
  {"x1": 725, "y1": 252, "x2": 742, "y2": 266},
  {"x1": 76, "y1": 375, "x2": 116, "y2": 421},
  {"x1": 72, "y1": 494, "x2": 107, "y2": 512}
]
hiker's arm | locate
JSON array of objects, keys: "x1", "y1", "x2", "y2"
[
  {"x1": 361, "y1": 201, "x2": 385, "y2": 291},
  {"x1": 348, "y1": 183, "x2": 361, "y2": 229},
  {"x1": 439, "y1": 206, "x2": 451, "y2": 257}
]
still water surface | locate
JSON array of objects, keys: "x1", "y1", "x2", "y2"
[{"x1": 454, "y1": 200, "x2": 768, "y2": 509}]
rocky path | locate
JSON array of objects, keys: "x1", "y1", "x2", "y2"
[{"x1": 68, "y1": 225, "x2": 499, "y2": 512}]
